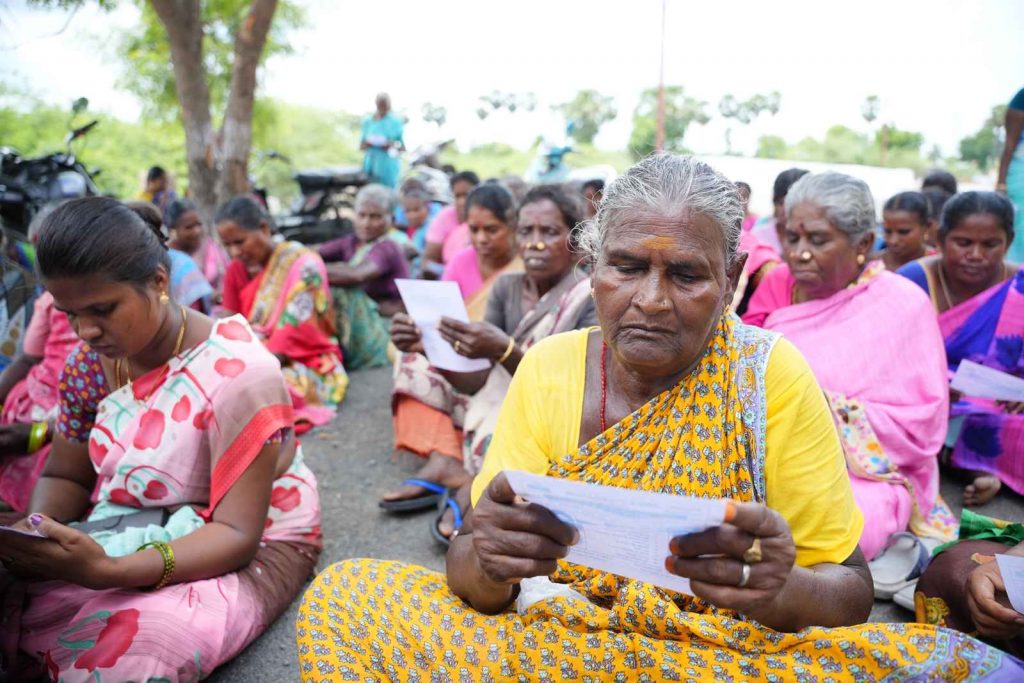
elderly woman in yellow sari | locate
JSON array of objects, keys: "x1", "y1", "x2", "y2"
[{"x1": 297, "y1": 154, "x2": 1024, "y2": 680}]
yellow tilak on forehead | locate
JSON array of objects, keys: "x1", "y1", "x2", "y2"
[{"x1": 642, "y1": 236, "x2": 677, "y2": 251}]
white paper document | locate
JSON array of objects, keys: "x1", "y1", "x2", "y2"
[
  {"x1": 951, "y1": 360, "x2": 1024, "y2": 402},
  {"x1": 505, "y1": 470, "x2": 727, "y2": 595},
  {"x1": 395, "y1": 279, "x2": 490, "y2": 373},
  {"x1": 996, "y1": 554, "x2": 1024, "y2": 614}
]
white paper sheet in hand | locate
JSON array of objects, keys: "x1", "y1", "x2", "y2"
[
  {"x1": 995, "y1": 554, "x2": 1024, "y2": 614},
  {"x1": 951, "y1": 360, "x2": 1024, "y2": 402},
  {"x1": 395, "y1": 279, "x2": 490, "y2": 373},
  {"x1": 505, "y1": 470, "x2": 727, "y2": 595}
]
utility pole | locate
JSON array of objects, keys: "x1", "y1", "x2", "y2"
[{"x1": 655, "y1": 0, "x2": 667, "y2": 152}]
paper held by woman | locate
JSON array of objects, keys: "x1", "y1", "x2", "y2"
[
  {"x1": 505, "y1": 470, "x2": 727, "y2": 595},
  {"x1": 395, "y1": 278, "x2": 489, "y2": 372}
]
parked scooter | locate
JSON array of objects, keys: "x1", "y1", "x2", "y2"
[{"x1": 0, "y1": 99, "x2": 101, "y2": 236}]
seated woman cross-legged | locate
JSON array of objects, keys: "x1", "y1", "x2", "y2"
[
  {"x1": 897, "y1": 192, "x2": 1019, "y2": 506},
  {"x1": 381, "y1": 184, "x2": 593, "y2": 544},
  {"x1": 0, "y1": 197, "x2": 321, "y2": 682},
  {"x1": 296, "y1": 155, "x2": 1023, "y2": 680},
  {"x1": 318, "y1": 184, "x2": 410, "y2": 370},
  {"x1": 217, "y1": 195, "x2": 348, "y2": 432},
  {"x1": 743, "y1": 172, "x2": 954, "y2": 563}
]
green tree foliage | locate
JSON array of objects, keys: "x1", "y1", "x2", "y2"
[
  {"x1": 115, "y1": 0, "x2": 304, "y2": 122},
  {"x1": 628, "y1": 86, "x2": 710, "y2": 160},
  {"x1": 718, "y1": 91, "x2": 780, "y2": 154},
  {"x1": 476, "y1": 91, "x2": 537, "y2": 120},
  {"x1": 754, "y1": 123, "x2": 931, "y2": 171},
  {"x1": 959, "y1": 105, "x2": 1007, "y2": 172},
  {"x1": 421, "y1": 103, "x2": 447, "y2": 128},
  {"x1": 861, "y1": 95, "x2": 880, "y2": 125},
  {"x1": 554, "y1": 90, "x2": 618, "y2": 145}
]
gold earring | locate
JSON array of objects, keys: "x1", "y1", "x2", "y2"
[
  {"x1": 159, "y1": 292, "x2": 170, "y2": 304},
  {"x1": 590, "y1": 288, "x2": 595, "y2": 298},
  {"x1": 856, "y1": 254, "x2": 866, "y2": 265}
]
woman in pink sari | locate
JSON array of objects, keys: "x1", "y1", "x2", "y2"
[
  {"x1": 165, "y1": 199, "x2": 230, "y2": 296},
  {"x1": 420, "y1": 171, "x2": 479, "y2": 278},
  {"x1": 0, "y1": 197, "x2": 320, "y2": 681},
  {"x1": 0, "y1": 291, "x2": 78, "y2": 511},
  {"x1": 897, "y1": 191, "x2": 1018, "y2": 505},
  {"x1": 744, "y1": 172, "x2": 953, "y2": 561}
]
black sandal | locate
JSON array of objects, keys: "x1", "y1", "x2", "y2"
[{"x1": 378, "y1": 479, "x2": 447, "y2": 513}]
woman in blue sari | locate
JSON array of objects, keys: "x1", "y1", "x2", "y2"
[{"x1": 361, "y1": 93, "x2": 405, "y2": 188}]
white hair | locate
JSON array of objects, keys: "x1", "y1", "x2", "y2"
[
  {"x1": 574, "y1": 153, "x2": 743, "y2": 266},
  {"x1": 784, "y1": 172, "x2": 876, "y2": 242},
  {"x1": 355, "y1": 183, "x2": 397, "y2": 215}
]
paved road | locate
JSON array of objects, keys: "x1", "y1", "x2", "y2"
[{"x1": 211, "y1": 364, "x2": 1024, "y2": 682}]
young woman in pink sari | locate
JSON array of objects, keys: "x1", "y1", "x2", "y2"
[
  {"x1": 166, "y1": 199, "x2": 230, "y2": 296},
  {"x1": 421, "y1": 171, "x2": 479, "y2": 278},
  {"x1": 897, "y1": 191, "x2": 1018, "y2": 505},
  {"x1": 744, "y1": 172, "x2": 954, "y2": 561},
  {"x1": 217, "y1": 196, "x2": 348, "y2": 432},
  {"x1": 0, "y1": 197, "x2": 320, "y2": 681},
  {"x1": 0, "y1": 291, "x2": 78, "y2": 511}
]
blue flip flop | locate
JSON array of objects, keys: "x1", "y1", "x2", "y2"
[
  {"x1": 431, "y1": 488, "x2": 465, "y2": 547},
  {"x1": 379, "y1": 478, "x2": 448, "y2": 513}
]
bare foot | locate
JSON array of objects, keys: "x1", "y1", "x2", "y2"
[
  {"x1": 437, "y1": 483, "x2": 472, "y2": 539},
  {"x1": 380, "y1": 451, "x2": 469, "y2": 503},
  {"x1": 964, "y1": 474, "x2": 1002, "y2": 506}
]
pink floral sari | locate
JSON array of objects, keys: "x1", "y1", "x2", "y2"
[
  {"x1": 744, "y1": 263, "x2": 955, "y2": 559},
  {"x1": 0, "y1": 292, "x2": 78, "y2": 511},
  {"x1": 5, "y1": 317, "x2": 321, "y2": 681}
]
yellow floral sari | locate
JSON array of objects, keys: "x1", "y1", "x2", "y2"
[{"x1": 297, "y1": 317, "x2": 1023, "y2": 681}]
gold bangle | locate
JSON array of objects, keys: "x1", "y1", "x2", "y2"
[
  {"x1": 496, "y1": 336, "x2": 516, "y2": 364},
  {"x1": 138, "y1": 540, "x2": 175, "y2": 590},
  {"x1": 27, "y1": 422, "x2": 48, "y2": 454}
]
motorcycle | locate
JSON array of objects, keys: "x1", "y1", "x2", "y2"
[
  {"x1": 254, "y1": 151, "x2": 369, "y2": 245},
  {"x1": 0, "y1": 100, "x2": 101, "y2": 237}
]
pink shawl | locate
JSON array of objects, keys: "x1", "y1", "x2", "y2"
[
  {"x1": 738, "y1": 230, "x2": 781, "y2": 278},
  {"x1": 748, "y1": 264, "x2": 949, "y2": 518}
]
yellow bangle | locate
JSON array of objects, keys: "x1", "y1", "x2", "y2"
[
  {"x1": 27, "y1": 422, "x2": 48, "y2": 454},
  {"x1": 138, "y1": 541, "x2": 175, "y2": 590},
  {"x1": 496, "y1": 336, "x2": 516, "y2": 364}
]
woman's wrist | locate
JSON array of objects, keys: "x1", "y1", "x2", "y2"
[{"x1": 90, "y1": 549, "x2": 164, "y2": 590}]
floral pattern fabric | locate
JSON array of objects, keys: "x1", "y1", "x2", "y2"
[
  {"x1": 296, "y1": 316, "x2": 1024, "y2": 681},
  {"x1": 6, "y1": 316, "x2": 322, "y2": 681}
]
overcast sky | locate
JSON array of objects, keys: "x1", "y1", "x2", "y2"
[{"x1": 2, "y1": 0, "x2": 1023, "y2": 158}]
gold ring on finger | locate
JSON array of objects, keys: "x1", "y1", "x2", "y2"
[
  {"x1": 737, "y1": 562, "x2": 751, "y2": 588},
  {"x1": 743, "y1": 537, "x2": 763, "y2": 564},
  {"x1": 454, "y1": 340, "x2": 462, "y2": 353}
]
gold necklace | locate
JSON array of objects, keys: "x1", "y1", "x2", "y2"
[
  {"x1": 115, "y1": 305, "x2": 189, "y2": 390},
  {"x1": 936, "y1": 262, "x2": 1008, "y2": 310}
]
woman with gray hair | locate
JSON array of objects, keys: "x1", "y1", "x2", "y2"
[
  {"x1": 295, "y1": 156, "x2": 1019, "y2": 679},
  {"x1": 318, "y1": 183, "x2": 410, "y2": 369},
  {"x1": 743, "y1": 172, "x2": 952, "y2": 574}
]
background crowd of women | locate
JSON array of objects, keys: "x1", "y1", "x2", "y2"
[{"x1": 1, "y1": 131, "x2": 1024, "y2": 678}]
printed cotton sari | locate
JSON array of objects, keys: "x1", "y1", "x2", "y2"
[
  {"x1": 2, "y1": 316, "x2": 321, "y2": 682},
  {"x1": 390, "y1": 256, "x2": 523, "y2": 461},
  {"x1": 241, "y1": 241, "x2": 348, "y2": 430},
  {"x1": 391, "y1": 271, "x2": 587, "y2": 470},
  {"x1": 0, "y1": 293, "x2": 77, "y2": 511},
  {"x1": 744, "y1": 262, "x2": 956, "y2": 559},
  {"x1": 939, "y1": 266, "x2": 1024, "y2": 494},
  {"x1": 298, "y1": 316, "x2": 1024, "y2": 681},
  {"x1": 329, "y1": 238, "x2": 399, "y2": 371}
]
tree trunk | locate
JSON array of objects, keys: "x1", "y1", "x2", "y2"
[
  {"x1": 149, "y1": 0, "x2": 218, "y2": 224},
  {"x1": 215, "y1": 0, "x2": 278, "y2": 208}
]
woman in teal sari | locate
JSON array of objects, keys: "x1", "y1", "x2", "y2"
[{"x1": 361, "y1": 93, "x2": 405, "y2": 189}]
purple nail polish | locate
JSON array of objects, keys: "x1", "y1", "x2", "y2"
[{"x1": 28, "y1": 514, "x2": 42, "y2": 526}]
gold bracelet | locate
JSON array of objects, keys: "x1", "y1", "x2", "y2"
[
  {"x1": 138, "y1": 541, "x2": 175, "y2": 590},
  {"x1": 496, "y1": 336, "x2": 516, "y2": 364},
  {"x1": 27, "y1": 422, "x2": 48, "y2": 454}
]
